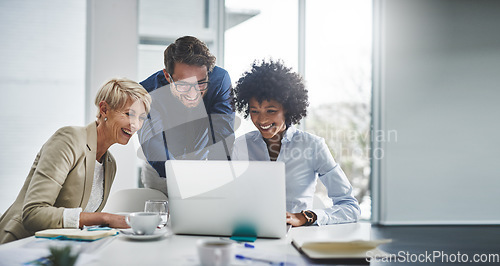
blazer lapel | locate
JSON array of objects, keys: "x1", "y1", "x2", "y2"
[
  {"x1": 80, "y1": 122, "x2": 97, "y2": 210},
  {"x1": 97, "y1": 152, "x2": 115, "y2": 212}
]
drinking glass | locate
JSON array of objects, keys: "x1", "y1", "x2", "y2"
[{"x1": 144, "y1": 200, "x2": 168, "y2": 228}]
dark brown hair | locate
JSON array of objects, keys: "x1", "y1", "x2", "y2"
[{"x1": 164, "y1": 36, "x2": 216, "y2": 75}]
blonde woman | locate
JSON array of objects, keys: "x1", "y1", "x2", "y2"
[{"x1": 0, "y1": 78, "x2": 151, "y2": 244}]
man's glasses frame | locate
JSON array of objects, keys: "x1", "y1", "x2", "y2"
[{"x1": 167, "y1": 73, "x2": 209, "y2": 93}]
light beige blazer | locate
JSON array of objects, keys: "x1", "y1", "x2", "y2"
[{"x1": 0, "y1": 122, "x2": 116, "y2": 244}]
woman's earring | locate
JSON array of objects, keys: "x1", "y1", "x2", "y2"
[{"x1": 104, "y1": 117, "x2": 108, "y2": 121}]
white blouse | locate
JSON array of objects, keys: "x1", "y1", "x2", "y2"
[{"x1": 62, "y1": 161, "x2": 104, "y2": 228}]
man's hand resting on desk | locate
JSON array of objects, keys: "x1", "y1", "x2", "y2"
[{"x1": 286, "y1": 212, "x2": 307, "y2": 227}]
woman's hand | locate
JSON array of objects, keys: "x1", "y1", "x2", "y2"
[
  {"x1": 286, "y1": 212, "x2": 307, "y2": 227},
  {"x1": 79, "y1": 212, "x2": 130, "y2": 229},
  {"x1": 104, "y1": 213, "x2": 129, "y2": 229}
]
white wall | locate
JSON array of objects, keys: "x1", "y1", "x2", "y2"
[
  {"x1": 86, "y1": 0, "x2": 141, "y2": 195},
  {"x1": 373, "y1": 0, "x2": 500, "y2": 224},
  {"x1": 0, "y1": 0, "x2": 86, "y2": 214}
]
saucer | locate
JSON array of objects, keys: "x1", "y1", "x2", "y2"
[{"x1": 119, "y1": 227, "x2": 170, "y2": 240}]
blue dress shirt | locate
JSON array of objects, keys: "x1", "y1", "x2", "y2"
[{"x1": 232, "y1": 126, "x2": 360, "y2": 225}]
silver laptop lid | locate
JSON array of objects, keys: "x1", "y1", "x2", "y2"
[{"x1": 166, "y1": 160, "x2": 287, "y2": 238}]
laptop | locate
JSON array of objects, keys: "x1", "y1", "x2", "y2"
[{"x1": 165, "y1": 160, "x2": 287, "y2": 238}]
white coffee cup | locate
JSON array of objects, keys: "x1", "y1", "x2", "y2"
[
  {"x1": 197, "y1": 239, "x2": 234, "y2": 266},
  {"x1": 125, "y1": 212, "x2": 161, "y2": 235}
]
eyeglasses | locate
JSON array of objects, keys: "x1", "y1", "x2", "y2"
[{"x1": 168, "y1": 73, "x2": 209, "y2": 93}]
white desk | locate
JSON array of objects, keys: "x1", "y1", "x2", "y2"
[{"x1": 0, "y1": 223, "x2": 373, "y2": 265}]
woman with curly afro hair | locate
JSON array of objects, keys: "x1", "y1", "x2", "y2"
[{"x1": 232, "y1": 60, "x2": 360, "y2": 227}]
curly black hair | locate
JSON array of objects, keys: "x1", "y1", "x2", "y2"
[{"x1": 233, "y1": 60, "x2": 309, "y2": 125}]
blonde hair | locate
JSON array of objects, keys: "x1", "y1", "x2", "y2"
[{"x1": 95, "y1": 78, "x2": 151, "y2": 119}]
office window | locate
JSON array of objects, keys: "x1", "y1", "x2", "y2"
[
  {"x1": 0, "y1": 0, "x2": 86, "y2": 213},
  {"x1": 225, "y1": 0, "x2": 298, "y2": 136},
  {"x1": 225, "y1": 0, "x2": 298, "y2": 82},
  {"x1": 305, "y1": 0, "x2": 372, "y2": 219},
  {"x1": 225, "y1": 0, "x2": 372, "y2": 219}
]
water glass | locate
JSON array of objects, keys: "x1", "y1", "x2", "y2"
[{"x1": 144, "y1": 200, "x2": 168, "y2": 228}]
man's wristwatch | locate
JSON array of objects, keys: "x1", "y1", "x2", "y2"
[{"x1": 301, "y1": 210, "x2": 317, "y2": 226}]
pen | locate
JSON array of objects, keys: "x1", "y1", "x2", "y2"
[
  {"x1": 235, "y1": 254, "x2": 289, "y2": 265},
  {"x1": 83, "y1": 225, "x2": 112, "y2": 231},
  {"x1": 219, "y1": 237, "x2": 255, "y2": 248}
]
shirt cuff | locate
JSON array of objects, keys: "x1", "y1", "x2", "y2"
[
  {"x1": 311, "y1": 208, "x2": 329, "y2": 226},
  {"x1": 63, "y1": 208, "x2": 82, "y2": 228}
]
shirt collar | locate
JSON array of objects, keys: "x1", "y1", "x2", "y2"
[{"x1": 282, "y1": 125, "x2": 297, "y2": 143}]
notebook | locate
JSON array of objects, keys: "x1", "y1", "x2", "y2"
[
  {"x1": 165, "y1": 160, "x2": 287, "y2": 238},
  {"x1": 35, "y1": 228, "x2": 118, "y2": 241},
  {"x1": 291, "y1": 222, "x2": 391, "y2": 262}
]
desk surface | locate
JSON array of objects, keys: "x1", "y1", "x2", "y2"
[
  {"x1": 98, "y1": 232, "x2": 301, "y2": 265},
  {"x1": 0, "y1": 224, "x2": 330, "y2": 265},
  {"x1": 3, "y1": 223, "x2": 499, "y2": 265}
]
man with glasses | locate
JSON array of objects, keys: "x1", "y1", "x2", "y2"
[{"x1": 138, "y1": 36, "x2": 234, "y2": 194}]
